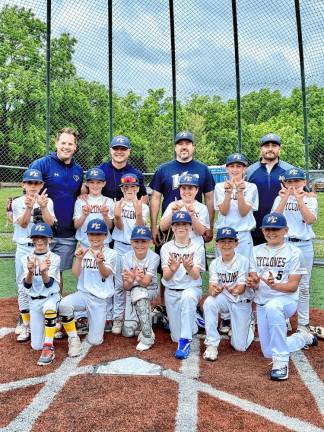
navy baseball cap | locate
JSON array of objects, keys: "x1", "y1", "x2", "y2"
[
  {"x1": 120, "y1": 173, "x2": 140, "y2": 187},
  {"x1": 179, "y1": 173, "x2": 199, "y2": 187},
  {"x1": 260, "y1": 133, "x2": 281, "y2": 146},
  {"x1": 261, "y1": 212, "x2": 287, "y2": 229},
  {"x1": 86, "y1": 168, "x2": 106, "y2": 181},
  {"x1": 171, "y1": 211, "x2": 192, "y2": 225},
  {"x1": 175, "y1": 131, "x2": 194, "y2": 145},
  {"x1": 22, "y1": 169, "x2": 43, "y2": 182},
  {"x1": 216, "y1": 227, "x2": 238, "y2": 241},
  {"x1": 30, "y1": 223, "x2": 53, "y2": 238},
  {"x1": 225, "y1": 153, "x2": 248, "y2": 166},
  {"x1": 86, "y1": 219, "x2": 108, "y2": 234},
  {"x1": 131, "y1": 226, "x2": 152, "y2": 241},
  {"x1": 281, "y1": 167, "x2": 305, "y2": 181},
  {"x1": 110, "y1": 135, "x2": 131, "y2": 149}
]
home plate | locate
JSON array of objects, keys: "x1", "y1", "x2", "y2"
[{"x1": 96, "y1": 357, "x2": 162, "y2": 376}]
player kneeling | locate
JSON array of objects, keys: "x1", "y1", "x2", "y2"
[
  {"x1": 203, "y1": 227, "x2": 254, "y2": 361},
  {"x1": 122, "y1": 226, "x2": 160, "y2": 351},
  {"x1": 59, "y1": 219, "x2": 117, "y2": 356},
  {"x1": 21, "y1": 223, "x2": 60, "y2": 366},
  {"x1": 247, "y1": 212, "x2": 318, "y2": 381},
  {"x1": 161, "y1": 211, "x2": 205, "y2": 360}
]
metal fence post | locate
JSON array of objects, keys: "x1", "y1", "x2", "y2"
[
  {"x1": 45, "y1": 0, "x2": 51, "y2": 154},
  {"x1": 232, "y1": 0, "x2": 242, "y2": 153},
  {"x1": 108, "y1": 0, "x2": 113, "y2": 144},
  {"x1": 169, "y1": 0, "x2": 177, "y2": 144}
]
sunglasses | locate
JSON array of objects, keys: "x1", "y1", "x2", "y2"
[{"x1": 121, "y1": 176, "x2": 138, "y2": 185}]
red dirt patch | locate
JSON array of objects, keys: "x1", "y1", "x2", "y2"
[
  {"x1": 0, "y1": 298, "x2": 19, "y2": 328},
  {"x1": 198, "y1": 392, "x2": 292, "y2": 432},
  {"x1": 33, "y1": 375, "x2": 178, "y2": 432},
  {"x1": 0, "y1": 384, "x2": 43, "y2": 427}
]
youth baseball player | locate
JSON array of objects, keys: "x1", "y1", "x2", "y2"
[
  {"x1": 74, "y1": 167, "x2": 114, "y2": 248},
  {"x1": 159, "y1": 173, "x2": 210, "y2": 246},
  {"x1": 272, "y1": 168, "x2": 317, "y2": 332},
  {"x1": 203, "y1": 227, "x2": 254, "y2": 361},
  {"x1": 247, "y1": 212, "x2": 318, "y2": 380},
  {"x1": 21, "y1": 223, "x2": 60, "y2": 366},
  {"x1": 122, "y1": 226, "x2": 160, "y2": 351},
  {"x1": 13, "y1": 169, "x2": 56, "y2": 342},
  {"x1": 59, "y1": 219, "x2": 117, "y2": 356},
  {"x1": 161, "y1": 211, "x2": 205, "y2": 359},
  {"x1": 110, "y1": 173, "x2": 149, "y2": 335}
]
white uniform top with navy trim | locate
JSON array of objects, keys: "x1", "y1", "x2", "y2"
[
  {"x1": 77, "y1": 247, "x2": 117, "y2": 299},
  {"x1": 74, "y1": 195, "x2": 114, "y2": 246},
  {"x1": 272, "y1": 195, "x2": 317, "y2": 240},
  {"x1": 209, "y1": 252, "x2": 253, "y2": 303},
  {"x1": 112, "y1": 201, "x2": 149, "y2": 244},
  {"x1": 22, "y1": 251, "x2": 60, "y2": 297},
  {"x1": 214, "y1": 181, "x2": 258, "y2": 231},
  {"x1": 12, "y1": 196, "x2": 55, "y2": 244},
  {"x1": 122, "y1": 249, "x2": 160, "y2": 290},
  {"x1": 250, "y1": 243, "x2": 307, "y2": 304},
  {"x1": 161, "y1": 240, "x2": 205, "y2": 290},
  {"x1": 162, "y1": 200, "x2": 210, "y2": 246}
]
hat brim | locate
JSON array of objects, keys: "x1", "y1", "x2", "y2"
[
  {"x1": 86, "y1": 230, "x2": 107, "y2": 234},
  {"x1": 119, "y1": 182, "x2": 140, "y2": 187},
  {"x1": 261, "y1": 225, "x2": 286, "y2": 229},
  {"x1": 282, "y1": 176, "x2": 305, "y2": 181},
  {"x1": 216, "y1": 236, "x2": 237, "y2": 241},
  {"x1": 131, "y1": 236, "x2": 151, "y2": 241},
  {"x1": 111, "y1": 144, "x2": 130, "y2": 149},
  {"x1": 225, "y1": 162, "x2": 248, "y2": 167},
  {"x1": 260, "y1": 141, "x2": 281, "y2": 146}
]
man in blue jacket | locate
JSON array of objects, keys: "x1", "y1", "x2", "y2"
[
  {"x1": 30, "y1": 128, "x2": 83, "y2": 285},
  {"x1": 246, "y1": 133, "x2": 293, "y2": 245}
]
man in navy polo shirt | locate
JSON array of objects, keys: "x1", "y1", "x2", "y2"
[
  {"x1": 246, "y1": 133, "x2": 293, "y2": 245},
  {"x1": 99, "y1": 135, "x2": 147, "y2": 202},
  {"x1": 30, "y1": 128, "x2": 83, "y2": 283}
]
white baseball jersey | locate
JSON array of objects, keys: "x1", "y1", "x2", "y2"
[
  {"x1": 112, "y1": 201, "x2": 149, "y2": 244},
  {"x1": 209, "y1": 252, "x2": 253, "y2": 303},
  {"x1": 22, "y1": 250, "x2": 60, "y2": 297},
  {"x1": 74, "y1": 195, "x2": 114, "y2": 245},
  {"x1": 12, "y1": 196, "x2": 55, "y2": 244},
  {"x1": 77, "y1": 247, "x2": 117, "y2": 299},
  {"x1": 122, "y1": 249, "x2": 160, "y2": 291},
  {"x1": 214, "y1": 181, "x2": 258, "y2": 231},
  {"x1": 272, "y1": 195, "x2": 317, "y2": 240},
  {"x1": 162, "y1": 200, "x2": 210, "y2": 246},
  {"x1": 161, "y1": 240, "x2": 205, "y2": 290},
  {"x1": 250, "y1": 243, "x2": 307, "y2": 304}
]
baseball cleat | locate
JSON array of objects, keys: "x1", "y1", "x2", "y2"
[
  {"x1": 76, "y1": 317, "x2": 89, "y2": 335},
  {"x1": 112, "y1": 318, "x2": 123, "y2": 335},
  {"x1": 68, "y1": 335, "x2": 81, "y2": 357},
  {"x1": 16, "y1": 324, "x2": 30, "y2": 342},
  {"x1": 104, "y1": 320, "x2": 113, "y2": 333},
  {"x1": 219, "y1": 319, "x2": 231, "y2": 335},
  {"x1": 15, "y1": 315, "x2": 24, "y2": 335},
  {"x1": 203, "y1": 346, "x2": 218, "y2": 361},
  {"x1": 297, "y1": 324, "x2": 311, "y2": 334},
  {"x1": 37, "y1": 345, "x2": 55, "y2": 366},
  {"x1": 175, "y1": 338, "x2": 191, "y2": 360},
  {"x1": 136, "y1": 341, "x2": 152, "y2": 351},
  {"x1": 309, "y1": 325, "x2": 324, "y2": 340},
  {"x1": 270, "y1": 361, "x2": 289, "y2": 381},
  {"x1": 302, "y1": 332, "x2": 318, "y2": 349},
  {"x1": 195, "y1": 309, "x2": 205, "y2": 330}
]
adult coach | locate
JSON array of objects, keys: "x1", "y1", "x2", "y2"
[
  {"x1": 30, "y1": 127, "x2": 83, "y2": 280},
  {"x1": 150, "y1": 131, "x2": 215, "y2": 245},
  {"x1": 99, "y1": 135, "x2": 147, "y2": 202},
  {"x1": 246, "y1": 133, "x2": 293, "y2": 245}
]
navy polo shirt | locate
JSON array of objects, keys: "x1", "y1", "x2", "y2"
[
  {"x1": 246, "y1": 159, "x2": 293, "y2": 238},
  {"x1": 149, "y1": 159, "x2": 215, "y2": 213},
  {"x1": 99, "y1": 160, "x2": 147, "y2": 201},
  {"x1": 30, "y1": 152, "x2": 83, "y2": 238}
]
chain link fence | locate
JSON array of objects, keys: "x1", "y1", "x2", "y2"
[{"x1": 0, "y1": 0, "x2": 323, "y2": 254}]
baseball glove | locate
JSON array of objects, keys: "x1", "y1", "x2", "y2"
[{"x1": 310, "y1": 325, "x2": 324, "y2": 340}]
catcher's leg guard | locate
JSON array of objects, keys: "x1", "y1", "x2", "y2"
[
  {"x1": 122, "y1": 320, "x2": 138, "y2": 338},
  {"x1": 135, "y1": 298, "x2": 154, "y2": 345}
]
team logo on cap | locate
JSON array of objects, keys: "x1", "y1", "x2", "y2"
[
  {"x1": 91, "y1": 222, "x2": 101, "y2": 230},
  {"x1": 136, "y1": 228, "x2": 146, "y2": 235},
  {"x1": 233, "y1": 154, "x2": 241, "y2": 160},
  {"x1": 289, "y1": 169, "x2": 298, "y2": 176},
  {"x1": 29, "y1": 170, "x2": 39, "y2": 177},
  {"x1": 267, "y1": 215, "x2": 278, "y2": 224},
  {"x1": 89, "y1": 169, "x2": 98, "y2": 176},
  {"x1": 116, "y1": 137, "x2": 125, "y2": 143},
  {"x1": 176, "y1": 212, "x2": 185, "y2": 219},
  {"x1": 35, "y1": 224, "x2": 45, "y2": 232},
  {"x1": 222, "y1": 228, "x2": 232, "y2": 235}
]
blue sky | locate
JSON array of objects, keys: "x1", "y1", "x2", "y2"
[{"x1": 2, "y1": 0, "x2": 324, "y2": 99}]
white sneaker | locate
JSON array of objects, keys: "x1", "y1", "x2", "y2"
[
  {"x1": 68, "y1": 336, "x2": 81, "y2": 357},
  {"x1": 112, "y1": 319, "x2": 123, "y2": 335},
  {"x1": 136, "y1": 341, "x2": 152, "y2": 351},
  {"x1": 219, "y1": 319, "x2": 231, "y2": 335},
  {"x1": 16, "y1": 324, "x2": 30, "y2": 342},
  {"x1": 203, "y1": 345, "x2": 218, "y2": 361}
]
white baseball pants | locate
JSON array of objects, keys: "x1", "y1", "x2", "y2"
[{"x1": 15, "y1": 244, "x2": 34, "y2": 311}]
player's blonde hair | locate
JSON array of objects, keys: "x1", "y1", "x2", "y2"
[{"x1": 56, "y1": 127, "x2": 78, "y2": 143}]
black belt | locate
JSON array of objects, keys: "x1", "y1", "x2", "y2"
[
  {"x1": 169, "y1": 288, "x2": 184, "y2": 292},
  {"x1": 26, "y1": 242, "x2": 34, "y2": 247},
  {"x1": 31, "y1": 295, "x2": 47, "y2": 300},
  {"x1": 288, "y1": 238, "x2": 310, "y2": 243},
  {"x1": 238, "y1": 299, "x2": 251, "y2": 303}
]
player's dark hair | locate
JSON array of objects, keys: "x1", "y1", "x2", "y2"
[{"x1": 56, "y1": 127, "x2": 78, "y2": 143}]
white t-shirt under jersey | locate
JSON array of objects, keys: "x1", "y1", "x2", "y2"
[
  {"x1": 12, "y1": 196, "x2": 55, "y2": 244},
  {"x1": 77, "y1": 247, "x2": 117, "y2": 299},
  {"x1": 161, "y1": 240, "x2": 205, "y2": 290},
  {"x1": 162, "y1": 200, "x2": 210, "y2": 246},
  {"x1": 214, "y1": 181, "x2": 258, "y2": 232},
  {"x1": 74, "y1": 195, "x2": 114, "y2": 246},
  {"x1": 209, "y1": 252, "x2": 253, "y2": 303},
  {"x1": 250, "y1": 242, "x2": 307, "y2": 305},
  {"x1": 122, "y1": 249, "x2": 160, "y2": 291},
  {"x1": 112, "y1": 201, "x2": 149, "y2": 244},
  {"x1": 272, "y1": 195, "x2": 317, "y2": 240}
]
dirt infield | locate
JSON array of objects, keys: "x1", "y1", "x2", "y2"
[{"x1": 0, "y1": 298, "x2": 323, "y2": 432}]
